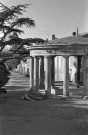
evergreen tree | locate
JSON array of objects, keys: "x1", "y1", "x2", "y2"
[{"x1": 0, "y1": 2, "x2": 44, "y2": 92}]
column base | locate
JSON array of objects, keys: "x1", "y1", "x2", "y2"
[
  {"x1": 51, "y1": 86, "x2": 56, "y2": 95},
  {"x1": 45, "y1": 90, "x2": 50, "y2": 95},
  {"x1": 61, "y1": 95, "x2": 69, "y2": 99},
  {"x1": 39, "y1": 84, "x2": 45, "y2": 90},
  {"x1": 45, "y1": 86, "x2": 56, "y2": 95},
  {"x1": 63, "y1": 91, "x2": 69, "y2": 97},
  {"x1": 83, "y1": 96, "x2": 88, "y2": 99}
]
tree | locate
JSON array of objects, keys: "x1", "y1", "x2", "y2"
[
  {"x1": 0, "y1": 3, "x2": 35, "y2": 53},
  {"x1": 0, "y1": 3, "x2": 46, "y2": 99},
  {"x1": 0, "y1": 2, "x2": 45, "y2": 54},
  {"x1": 0, "y1": 3, "x2": 35, "y2": 91},
  {"x1": 0, "y1": 2, "x2": 45, "y2": 63},
  {"x1": 72, "y1": 32, "x2": 76, "y2": 37},
  {"x1": 0, "y1": 2, "x2": 45, "y2": 93},
  {"x1": 0, "y1": 62, "x2": 10, "y2": 88}
]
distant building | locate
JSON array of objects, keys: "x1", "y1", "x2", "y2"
[{"x1": 16, "y1": 57, "x2": 30, "y2": 76}]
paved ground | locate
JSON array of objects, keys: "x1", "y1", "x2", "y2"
[
  {"x1": 6, "y1": 71, "x2": 30, "y2": 91},
  {"x1": 0, "y1": 71, "x2": 88, "y2": 135}
]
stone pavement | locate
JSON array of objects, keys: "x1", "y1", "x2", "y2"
[{"x1": 5, "y1": 71, "x2": 30, "y2": 91}]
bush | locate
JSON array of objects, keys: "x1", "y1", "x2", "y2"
[{"x1": 0, "y1": 62, "x2": 11, "y2": 88}]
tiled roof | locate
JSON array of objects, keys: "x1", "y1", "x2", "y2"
[{"x1": 48, "y1": 36, "x2": 88, "y2": 45}]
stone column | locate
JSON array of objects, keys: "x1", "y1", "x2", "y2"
[
  {"x1": 83, "y1": 55, "x2": 88, "y2": 97},
  {"x1": 63, "y1": 56, "x2": 69, "y2": 96},
  {"x1": 44, "y1": 56, "x2": 51, "y2": 94},
  {"x1": 57, "y1": 56, "x2": 59, "y2": 81},
  {"x1": 76, "y1": 55, "x2": 82, "y2": 87},
  {"x1": 29, "y1": 56, "x2": 34, "y2": 89},
  {"x1": 34, "y1": 56, "x2": 39, "y2": 92},
  {"x1": 51, "y1": 56, "x2": 55, "y2": 86},
  {"x1": 39, "y1": 56, "x2": 45, "y2": 89}
]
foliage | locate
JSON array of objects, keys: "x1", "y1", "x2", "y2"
[
  {"x1": 0, "y1": 2, "x2": 35, "y2": 53},
  {"x1": 0, "y1": 2, "x2": 45, "y2": 89},
  {"x1": 0, "y1": 2, "x2": 45, "y2": 61},
  {"x1": 0, "y1": 62, "x2": 10, "y2": 88},
  {"x1": 72, "y1": 32, "x2": 76, "y2": 37},
  {"x1": 6, "y1": 59, "x2": 20, "y2": 70}
]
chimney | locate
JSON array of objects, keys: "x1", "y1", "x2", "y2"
[
  {"x1": 77, "y1": 27, "x2": 79, "y2": 37},
  {"x1": 52, "y1": 34, "x2": 55, "y2": 40}
]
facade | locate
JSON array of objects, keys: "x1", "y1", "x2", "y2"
[{"x1": 16, "y1": 57, "x2": 30, "y2": 76}]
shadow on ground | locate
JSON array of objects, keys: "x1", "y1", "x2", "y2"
[
  {"x1": 5, "y1": 86, "x2": 28, "y2": 91},
  {"x1": 0, "y1": 91, "x2": 88, "y2": 135}
]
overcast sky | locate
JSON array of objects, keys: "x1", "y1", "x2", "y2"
[{"x1": 1, "y1": 0, "x2": 88, "y2": 40}]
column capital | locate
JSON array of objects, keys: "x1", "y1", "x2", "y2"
[
  {"x1": 63, "y1": 55, "x2": 70, "y2": 58},
  {"x1": 44, "y1": 55, "x2": 51, "y2": 58}
]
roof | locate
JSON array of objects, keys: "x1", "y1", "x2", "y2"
[
  {"x1": 48, "y1": 36, "x2": 88, "y2": 45},
  {"x1": 80, "y1": 32, "x2": 88, "y2": 38}
]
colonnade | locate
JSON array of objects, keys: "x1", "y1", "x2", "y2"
[
  {"x1": 29, "y1": 54, "x2": 88, "y2": 97},
  {"x1": 29, "y1": 55, "x2": 69, "y2": 96}
]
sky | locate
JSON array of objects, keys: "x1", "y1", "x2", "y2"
[{"x1": 1, "y1": 0, "x2": 88, "y2": 40}]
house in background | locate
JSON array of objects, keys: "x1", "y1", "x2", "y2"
[{"x1": 16, "y1": 57, "x2": 30, "y2": 76}]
